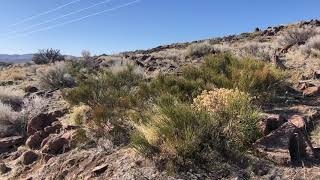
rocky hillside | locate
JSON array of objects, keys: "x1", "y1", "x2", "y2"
[{"x1": 0, "y1": 19, "x2": 320, "y2": 180}]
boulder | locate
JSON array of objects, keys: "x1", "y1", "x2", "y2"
[
  {"x1": 288, "y1": 115, "x2": 306, "y2": 129},
  {"x1": 44, "y1": 122, "x2": 62, "y2": 135},
  {"x1": 254, "y1": 122, "x2": 301, "y2": 164},
  {"x1": 21, "y1": 151, "x2": 39, "y2": 165},
  {"x1": 26, "y1": 132, "x2": 44, "y2": 150},
  {"x1": 27, "y1": 111, "x2": 62, "y2": 136},
  {"x1": 303, "y1": 86, "x2": 320, "y2": 97},
  {"x1": 0, "y1": 136, "x2": 24, "y2": 153},
  {"x1": 41, "y1": 135, "x2": 70, "y2": 155},
  {"x1": 0, "y1": 124, "x2": 17, "y2": 138},
  {"x1": 260, "y1": 114, "x2": 287, "y2": 135}
]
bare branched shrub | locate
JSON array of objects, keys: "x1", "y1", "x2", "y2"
[
  {"x1": 38, "y1": 61, "x2": 75, "y2": 90},
  {"x1": 23, "y1": 96, "x2": 48, "y2": 117},
  {"x1": 32, "y1": 48, "x2": 65, "y2": 64},
  {"x1": 239, "y1": 42, "x2": 274, "y2": 61},
  {"x1": 0, "y1": 87, "x2": 24, "y2": 110},
  {"x1": 301, "y1": 35, "x2": 320, "y2": 57},
  {"x1": 278, "y1": 28, "x2": 317, "y2": 47},
  {"x1": 0, "y1": 102, "x2": 26, "y2": 137},
  {"x1": 186, "y1": 42, "x2": 215, "y2": 57}
]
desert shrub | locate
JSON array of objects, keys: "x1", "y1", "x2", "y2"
[
  {"x1": 132, "y1": 95, "x2": 216, "y2": 169},
  {"x1": 38, "y1": 61, "x2": 75, "y2": 90},
  {"x1": 0, "y1": 102, "x2": 26, "y2": 136},
  {"x1": 278, "y1": 28, "x2": 317, "y2": 47},
  {"x1": 0, "y1": 87, "x2": 24, "y2": 110},
  {"x1": 185, "y1": 42, "x2": 215, "y2": 58},
  {"x1": 193, "y1": 88, "x2": 262, "y2": 149},
  {"x1": 199, "y1": 54, "x2": 285, "y2": 96},
  {"x1": 64, "y1": 65, "x2": 149, "y2": 140},
  {"x1": 302, "y1": 35, "x2": 320, "y2": 57},
  {"x1": 69, "y1": 105, "x2": 91, "y2": 125},
  {"x1": 239, "y1": 42, "x2": 274, "y2": 61},
  {"x1": 132, "y1": 91, "x2": 261, "y2": 171},
  {"x1": 32, "y1": 48, "x2": 65, "y2": 64},
  {"x1": 150, "y1": 73, "x2": 205, "y2": 102}
]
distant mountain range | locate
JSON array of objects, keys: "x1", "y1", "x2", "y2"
[{"x1": 0, "y1": 54, "x2": 33, "y2": 62}]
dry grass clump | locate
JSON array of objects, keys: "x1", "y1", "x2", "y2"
[
  {"x1": 185, "y1": 41, "x2": 215, "y2": 58},
  {"x1": 0, "y1": 102, "x2": 26, "y2": 137},
  {"x1": 193, "y1": 88, "x2": 261, "y2": 149},
  {"x1": 0, "y1": 67, "x2": 28, "y2": 81},
  {"x1": 278, "y1": 28, "x2": 317, "y2": 47},
  {"x1": 301, "y1": 35, "x2": 320, "y2": 58},
  {"x1": 38, "y1": 61, "x2": 75, "y2": 90},
  {"x1": 239, "y1": 42, "x2": 274, "y2": 61},
  {"x1": 0, "y1": 102, "x2": 19, "y2": 125},
  {"x1": 69, "y1": 105, "x2": 91, "y2": 125},
  {"x1": 193, "y1": 88, "x2": 250, "y2": 112},
  {"x1": 0, "y1": 87, "x2": 24, "y2": 109}
]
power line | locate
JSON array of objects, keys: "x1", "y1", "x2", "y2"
[
  {"x1": 3, "y1": 0, "x2": 112, "y2": 37},
  {"x1": 5, "y1": 0, "x2": 141, "y2": 40},
  {"x1": 8, "y1": 0, "x2": 82, "y2": 27}
]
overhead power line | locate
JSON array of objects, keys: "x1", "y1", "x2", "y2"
[
  {"x1": 3, "y1": 0, "x2": 112, "y2": 37},
  {"x1": 5, "y1": 0, "x2": 141, "y2": 40},
  {"x1": 8, "y1": 0, "x2": 82, "y2": 27}
]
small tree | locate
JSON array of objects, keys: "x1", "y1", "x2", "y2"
[{"x1": 32, "y1": 48, "x2": 65, "y2": 64}]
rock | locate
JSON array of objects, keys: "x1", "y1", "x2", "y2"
[
  {"x1": 303, "y1": 86, "x2": 320, "y2": 97},
  {"x1": 92, "y1": 164, "x2": 109, "y2": 175},
  {"x1": 0, "y1": 136, "x2": 24, "y2": 153},
  {"x1": 44, "y1": 122, "x2": 62, "y2": 135},
  {"x1": 261, "y1": 114, "x2": 287, "y2": 135},
  {"x1": 288, "y1": 115, "x2": 306, "y2": 129},
  {"x1": 24, "y1": 86, "x2": 38, "y2": 93},
  {"x1": 0, "y1": 163, "x2": 11, "y2": 174},
  {"x1": 27, "y1": 111, "x2": 61, "y2": 136},
  {"x1": 41, "y1": 135, "x2": 69, "y2": 155},
  {"x1": 21, "y1": 151, "x2": 39, "y2": 165},
  {"x1": 0, "y1": 124, "x2": 18, "y2": 138},
  {"x1": 288, "y1": 132, "x2": 307, "y2": 163},
  {"x1": 254, "y1": 122, "x2": 301, "y2": 164},
  {"x1": 26, "y1": 132, "x2": 44, "y2": 150},
  {"x1": 313, "y1": 70, "x2": 320, "y2": 79}
]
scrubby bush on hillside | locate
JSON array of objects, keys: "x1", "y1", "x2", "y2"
[
  {"x1": 32, "y1": 48, "x2": 65, "y2": 64},
  {"x1": 131, "y1": 95, "x2": 216, "y2": 169},
  {"x1": 38, "y1": 61, "x2": 75, "y2": 90},
  {"x1": 239, "y1": 42, "x2": 274, "y2": 61},
  {"x1": 0, "y1": 87, "x2": 24, "y2": 110},
  {"x1": 132, "y1": 90, "x2": 261, "y2": 171},
  {"x1": 302, "y1": 35, "x2": 320, "y2": 57},
  {"x1": 278, "y1": 28, "x2": 317, "y2": 47},
  {"x1": 185, "y1": 42, "x2": 215, "y2": 58},
  {"x1": 193, "y1": 88, "x2": 262, "y2": 149},
  {"x1": 0, "y1": 102, "x2": 26, "y2": 137},
  {"x1": 152, "y1": 54, "x2": 285, "y2": 102}
]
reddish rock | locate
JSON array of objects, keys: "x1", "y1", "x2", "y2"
[
  {"x1": 26, "y1": 132, "x2": 44, "y2": 150},
  {"x1": 260, "y1": 114, "x2": 287, "y2": 135},
  {"x1": 303, "y1": 86, "x2": 320, "y2": 97},
  {"x1": 288, "y1": 115, "x2": 306, "y2": 129},
  {"x1": 21, "y1": 151, "x2": 39, "y2": 165},
  {"x1": 44, "y1": 122, "x2": 62, "y2": 135},
  {"x1": 0, "y1": 136, "x2": 24, "y2": 153},
  {"x1": 254, "y1": 122, "x2": 300, "y2": 164},
  {"x1": 27, "y1": 113, "x2": 58, "y2": 136},
  {"x1": 41, "y1": 136, "x2": 69, "y2": 155}
]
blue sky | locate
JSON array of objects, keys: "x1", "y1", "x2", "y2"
[{"x1": 0, "y1": 0, "x2": 319, "y2": 56}]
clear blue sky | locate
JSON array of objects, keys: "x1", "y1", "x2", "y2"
[{"x1": 0, "y1": 0, "x2": 319, "y2": 56}]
